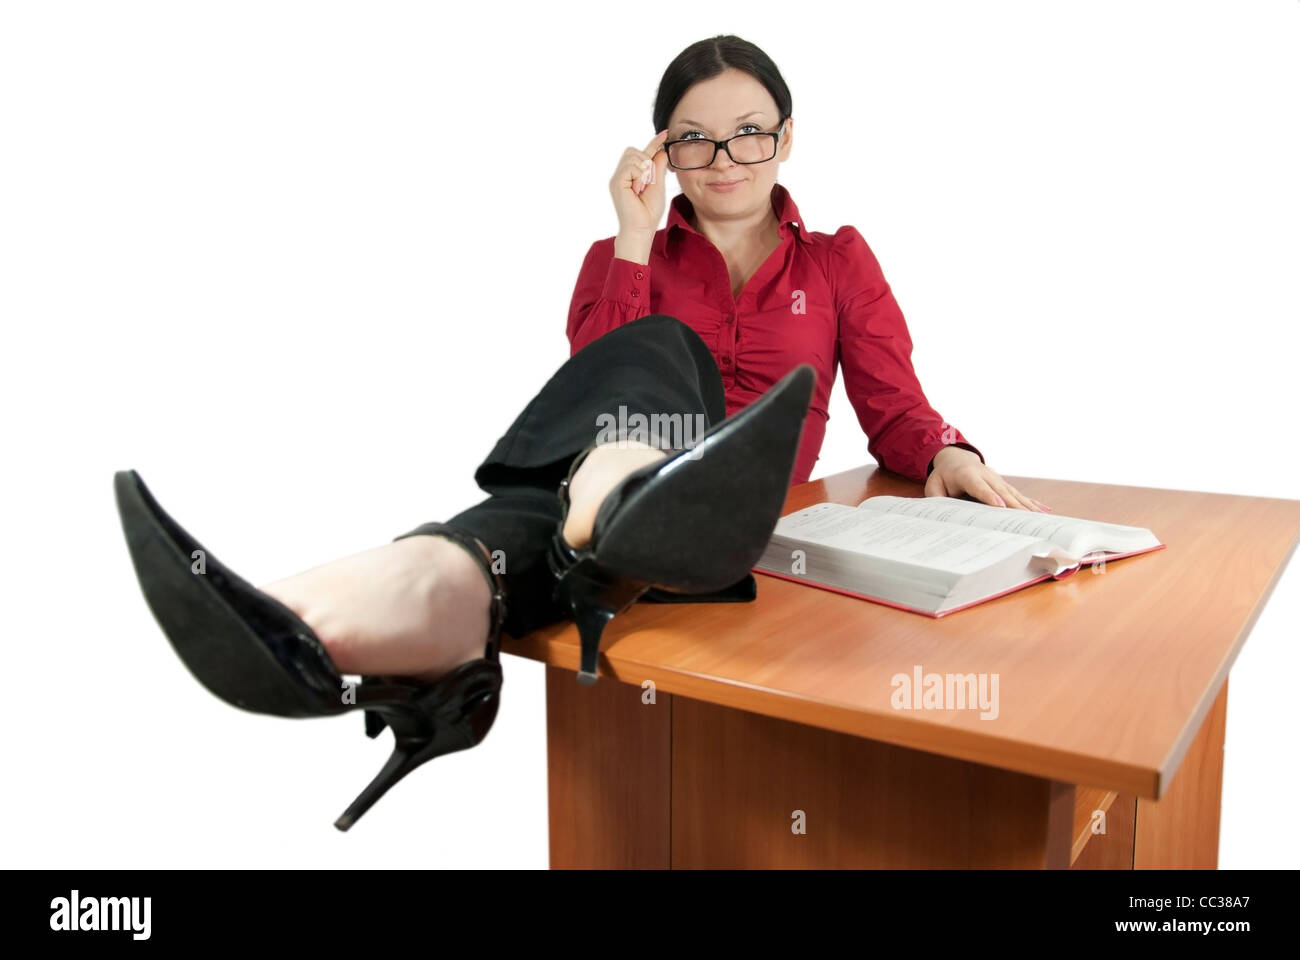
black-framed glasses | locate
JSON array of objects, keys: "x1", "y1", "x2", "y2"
[{"x1": 664, "y1": 117, "x2": 788, "y2": 170}]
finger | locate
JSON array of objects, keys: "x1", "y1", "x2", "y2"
[
  {"x1": 924, "y1": 471, "x2": 949, "y2": 498},
  {"x1": 1011, "y1": 487, "x2": 1052, "y2": 513},
  {"x1": 638, "y1": 149, "x2": 670, "y2": 195},
  {"x1": 632, "y1": 131, "x2": 671, "y2": 193},
  {"x1": 624, "y1": 139, "x2": 664, "y2": 176},
  {"x1": 1002, "y1": 484, "x2": 1040, "y2": 513},
  {"x1": 643, "y1": 129, "x2": 670, "y2": 156},
  {"x1": 1013, "y1": 490, "x2": 1051, "y2": 513},
  {"x1": 995, "y1": 481, "x2": 1038, "y2": 512},
  {"x1": 622, "y1": 156, "x2": 653, "y2": 195},
  {"x1": 619, "y1": 150, "x2": 655, "y2": 181},
  {"x1": 965, "y1": 476, "x2": 1006, "y2": 508},
  {"x1": 634, "y1": 163, "x2": 657, "y2": 195}
]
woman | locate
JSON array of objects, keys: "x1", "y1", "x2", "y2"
[
  {"x1": 573, "y1": 35, "x2": 1049, "y2": 509},
  {"x1": 114, "y1": 35, "x2": 1046, "y2": 834}
]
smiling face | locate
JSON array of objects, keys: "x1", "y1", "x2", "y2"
[{"x1": 665, "y1": 67, "x2": 793, "y2": 224}]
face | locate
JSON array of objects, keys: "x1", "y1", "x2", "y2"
[{"x1": 665, "y1": 67, "x2": 793, "y2": 222}]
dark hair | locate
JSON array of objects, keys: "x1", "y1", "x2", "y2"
[{"x1": 652, "y1": 35, "x2": 792, "y2": 135}]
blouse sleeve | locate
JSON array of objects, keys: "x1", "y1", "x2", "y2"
[
  {"x1": 830, "y1": 225, "x2": 984, "y2": 483},
  {"x1": 566, "y1": 237, "x2": 652, "y2": 355}
]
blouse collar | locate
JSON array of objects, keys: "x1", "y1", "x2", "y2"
[{"x1": 658, "y1": 182, "x2": 811, "y2": 256}]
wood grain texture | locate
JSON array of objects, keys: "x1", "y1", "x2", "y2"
[
  {"x1": 670, "y1": 696, "x2": 1075, "y2": 868},
  {"x1": 1134, "y1": 680, "x2": 1228, "y2": 869},
  {"x1": 1073, "y1": 795, "x2": 1137, "y2": 870},
  {"x1": 507, "y1": 466, "x2": 1300, "y2": 800},
  {"x1": 546, "y1": 665, "x2": 671, "y2": 869},
  {"x1": 1071, "y1": 786, "x2": 1119, "y2": 864}
]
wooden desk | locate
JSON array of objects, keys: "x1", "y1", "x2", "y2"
[{"x1": 503, "y1": 466, "x2": 1300, "y2": 868}]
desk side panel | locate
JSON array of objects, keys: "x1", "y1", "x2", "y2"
[
  {"x1": 671, "y1": 695, "x2": 1074, "y2": 869},
  {"x1": 546, "y1": 666, "x2": 671, "y2": 869}
]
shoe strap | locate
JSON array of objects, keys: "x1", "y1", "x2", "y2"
[{"x1": 557, "y1": 441, "x2": 598, "y2": 516}]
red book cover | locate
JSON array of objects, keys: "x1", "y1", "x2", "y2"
[{"x1": 753, "y1": 543, "x2": 1167, "y2": 618}]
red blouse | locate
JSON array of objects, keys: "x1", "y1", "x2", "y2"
[{"x1": 565, "y1": 182, "x2": 983, "y2": 486}]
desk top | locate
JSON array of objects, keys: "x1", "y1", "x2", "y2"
[{"x1": 505, "y1": 466, "x2": 1300, "y2": 798}]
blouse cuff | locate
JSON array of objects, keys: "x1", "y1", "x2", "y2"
[{"x1": 601, "y1": 257, "x2": 651, "y2": 307}]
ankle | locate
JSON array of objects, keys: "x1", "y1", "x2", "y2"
[
  {"x1": 562, "y1": 441, "x2": 670, "y2": 549},
  {"x1": 418, "y1": 534, "x2": 494, "y2": 660}
]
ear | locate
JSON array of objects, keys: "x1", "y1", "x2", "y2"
[{"x1": 779, "y1": 116, "x2": 793, "y2": 161}]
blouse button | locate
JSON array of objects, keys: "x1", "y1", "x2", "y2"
[
  {"x1": 635, "y1": 271, "x2": 644, "y2": 280},
  {"x1": 631, "y1": 290, "x2": 639, "y2": 298}
]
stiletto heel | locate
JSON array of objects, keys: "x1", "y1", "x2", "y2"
[
  {"x1": 547, "y1": 364, "x2": 816, "y2": 684},
  {"x1": 550, "y1": 556, "x2": 651, "y2": 684},
  {"x1": 335, "y1": 658, "x2": 502, "y2": 830},
  {"x1": 114, "y1": 470, "x2": 507, "y2": 831}
]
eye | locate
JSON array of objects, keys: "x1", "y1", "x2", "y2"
[{"x1": 678, "y1": 123, "x2": 764, "y2": 140}]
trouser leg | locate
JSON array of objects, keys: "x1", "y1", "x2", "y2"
[{"x1": 396, "y1": 314, "x2": 729, "y2": 639}]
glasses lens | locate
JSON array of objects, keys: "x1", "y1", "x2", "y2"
[
  {"x1": 729, "y1": 133, "x2": 775, "y2": 164},
  {"x1": 667, "y1": 140, "x2": 716, "y2": 169}
]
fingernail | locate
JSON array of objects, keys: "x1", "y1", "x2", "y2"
[{"x1": 995, "y1": 496, "x2": 1006, "y2": 507}]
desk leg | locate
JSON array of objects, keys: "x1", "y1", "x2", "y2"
[
  {"x1": 1071, "y1": 794, "x2": 1137, "y2": 869},
  {"x1": 1133, "y1": 679, "x2": 1228, "y2": 869}
]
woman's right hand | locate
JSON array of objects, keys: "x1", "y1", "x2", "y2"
[{"x1": 609, "y1": 130, "x2": 670, "y2": 237}]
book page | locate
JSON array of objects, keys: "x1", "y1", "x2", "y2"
[
  {"x1": 856, "y1": 496, "x2": 1159, "y2": 557},
  {"x1": 771, "y1": 502, "x2": 1045, "y2": 575}
]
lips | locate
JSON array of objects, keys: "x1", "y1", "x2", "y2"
[{"x1": 709, "y1": 179, "x2": 744, "y2": 186}]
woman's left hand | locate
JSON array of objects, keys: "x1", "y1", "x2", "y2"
[{"x1": 924, "y1": 446, "x2": 1052, "y2": 512}]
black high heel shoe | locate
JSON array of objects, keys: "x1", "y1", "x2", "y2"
[
  {"x1": 113, "y1": 469, "x2": 506, "y2": 831},
  {"x1": 548, "y1": 364, "x2": 816, "y2": 684}
]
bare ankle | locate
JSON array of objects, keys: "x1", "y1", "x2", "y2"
[{"x1": 562, "y1": 442, "x2": 670, "y2": 549}]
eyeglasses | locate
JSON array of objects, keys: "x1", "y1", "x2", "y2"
[{"x1": 664, "y1": 118, "x2": 788, "y2": 171}]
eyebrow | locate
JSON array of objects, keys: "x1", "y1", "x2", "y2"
[{"x1": 674, "y1": 111, "x2": 765, "y2": 129}]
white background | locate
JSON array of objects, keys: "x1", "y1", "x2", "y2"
[{"x1": 1, "y1": 0, "x2": 1295, "y2": 869}]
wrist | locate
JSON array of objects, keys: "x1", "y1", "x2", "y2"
[
  {"x1": 614, "y1": 230, "x2": 654, "y2": 264},
  {"x1": 929, "y1": 443, "x2": 979, "y2": 475}
]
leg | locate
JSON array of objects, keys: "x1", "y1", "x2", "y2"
[
  {"x1": 267, "y1": 316, "x2": 729, "y2": 673},
  {"x1": 259, "y1": 534, "x2": 491, "y2": 684},
  {"x1": 404, "y1": 315, "x2": 731, "y2": 639}
]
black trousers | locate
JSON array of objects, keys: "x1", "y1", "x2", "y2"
[{"x1": 395, "y1": 315, "x2": 729, "y2": 639}]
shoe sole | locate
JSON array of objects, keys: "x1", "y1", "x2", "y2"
[{"x1": 592, "y1": 364, "x2": 815, "y2": 590}]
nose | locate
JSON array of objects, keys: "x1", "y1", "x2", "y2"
[{"x1": 710, "y1": 144, "x2": 739, "y2": 173}]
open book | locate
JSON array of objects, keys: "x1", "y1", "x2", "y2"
[{"x1": 754, "y1": 496, "x2": 1165, "y2": 617}]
